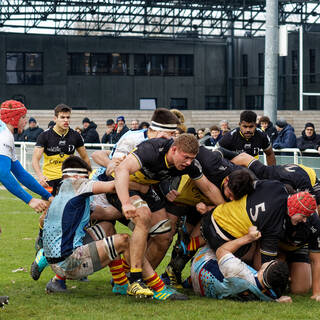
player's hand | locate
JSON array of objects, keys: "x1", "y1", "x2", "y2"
[
  {"x1": 38, "y1": 175, "x2": 49, "y2": 187},
  {"x1": 106, "y1": 157, "x2": 125, "y2": 176},
  {"x1": 277, "y1": 296, "x2": 292, "y2": 303},
  {"x1": 311, "y1": 294, "x2": 320, "y2": 302},
  {"x1": 247, "y1": 226, "x2": 261, "y2": 241},
  {"x1": 196, "y1": 202, "x2": 209, "y2": 214},
  {"x1": 166, "y1": 190, "x2": 180, "y2": 202},
  {"x1": 122, "y1": 203, "x2": 137, "y2": 219},
  {"x1": 28, "y1": 198, "x2": 49, "y2": 213},
  {"x1": 48, "y1": 196, "x2": 54, "y2": 203}
]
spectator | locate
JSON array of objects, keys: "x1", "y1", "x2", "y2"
[
  {"x1": 174, "y1": 127, "x2": 184, "y2": 137},
  {"x1": 297, "y1": 122, "x2": 320, "y2": 152},
  {"x1": 138, "y1": 121, "x2": 150, "y2": 130},
  {"x1": 81, "y1": 117, "x2": 100, "y2": 143},
  {"x1": 101, "y1": 119, "x2": 117, "y2": 144},
  {"x1": 273, "y1": 119, "x2": 297, "y2": 149},
  {"x1": 75, "y1": 126, "x2": 82, "y2": 135},
  {"x1": 219, "y1": 119, "x2": 230, "y2": 135},
  {"x1": 130, "y1": 119, "x2": 139, "y2": 131},
  {"x1": 21, "y1": 117, "x2": 44, "y2": 142},
  {"x1": 259, "y1": 116, "x2": 278, "y2": 144},
  {"x1": 187, "y1": 127, "x2": 197, "y2": 136},
  {"x1": 114, "y1": 116, "x2": 129, "y2": 143},
  {"x1": 205, "y1": 125, "x2": 222, "y2": 147},
  {"x1": 196, "y1": 128, "x2": 205, "y2": 140}
]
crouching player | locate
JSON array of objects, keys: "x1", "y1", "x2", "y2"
[
  {"x1": 43, "y1": 156, "x2": 187, "y2": 300},
  {"x1": 191, "y1": 226, "x2": 291, "y2": 302}
]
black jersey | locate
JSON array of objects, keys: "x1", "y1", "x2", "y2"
[
  {"x1": 212, "y1": 179, "x2": 288, "y2": 263},
  {"x1": 218, "y1": 127, "x2": 271, "y2": 157},
  {"x1": 197, "y1": 146, "x2": 244, "y2": 188},
  {"x1": 248, "y1": 160, "x2": 320, "y2": 203},
  {"x1": 280, "y1": 214, "x2": 320, "y2": 252},
  {"x1": 35, "y1": 127, "x2": 84, "y2": 180},
  {"x1": 131, "y1": 138, "x2": 203, "y2": 185}
]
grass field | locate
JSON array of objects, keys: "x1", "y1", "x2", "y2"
[{"x1": 0, "y1": 189, "x2": 319, "y2": 320}]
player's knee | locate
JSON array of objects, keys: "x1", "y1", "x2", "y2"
[{"x1": 114, "y1": 233, "x2": 130, "y2": 252}]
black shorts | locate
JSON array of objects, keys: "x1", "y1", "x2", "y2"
[
  {"x1": 282, "y1": 245, "x2": 310, "y2": 264},
  {"x1": 41, "y1": 178, "x2": 62, "y2": 199},
  {"x1": 165, "y1": 201, "x2": 202, "y2": 226},
  {"x1": 201, "y1": 211, "x2": 251, "y2": 257}
]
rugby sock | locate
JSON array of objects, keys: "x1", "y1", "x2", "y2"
[
  {"x1": 35, "y1": 248, "x2": 49, "y2": 270},
  {"x1": 187, "y1": 236, "x2": 200, "y2": 252},
  {"x1": 129, "y1": 268, "x2": 143, "y2": 283},
  {"x1": 108, "y1": 259, "x2": 129, "y2": 286},
  {"x1": 53, "y1": 274, "x2": 66, "y2": 281},
  {"x1": 144, "y1": 273, "x2": 165, "y2": 292},
  {"x1": 122, "y1": 257, "x2": 130, "y2": 274}
]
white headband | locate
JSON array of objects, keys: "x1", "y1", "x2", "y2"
[
  {"x1": 150, "y1": 121, "x2": 178, "y2": 132},
  {"x1": 62, "y1": 167, "x2": 89, "y2": 177}
]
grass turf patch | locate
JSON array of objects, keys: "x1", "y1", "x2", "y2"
[{"x1": 0, "y1": 190, "x2": 319, "y2": 319}]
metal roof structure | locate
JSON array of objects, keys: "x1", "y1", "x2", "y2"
[{"x1": 1, "y1": 1, "x2": 320, "y2": 38}]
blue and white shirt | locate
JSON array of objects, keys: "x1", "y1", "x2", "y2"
[
  {"x1": 0, "y1": 120, "x2": 17, "y2": 161},
  {"x1": 43, "y1": 177, "x2": 95, "y2": 260}
]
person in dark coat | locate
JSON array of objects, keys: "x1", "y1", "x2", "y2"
[
  {"x1": 21, "y1": 117, "x2": 44, "y2": 142},
  {"x1": 101, "y1": 119, "x2": 117, "y2": 144},
  {"x1": 204, "y1": 125, "x2": 223, "y2": 147},
  {"x1": 297, "y1": 122, "x2": 320, "y2": 152},
  {"x1": 113, "y1": 116, "x2": 129, "y2": 143},
  {"x1": 273, "y1": 119, "x2": 297, "y2": 149},
  {"x1": 81, "y1": 117, "x2": 100, "y2": 143},
  {"x1": 259, "y1": 116, "x2": 278, "y2": 144}
]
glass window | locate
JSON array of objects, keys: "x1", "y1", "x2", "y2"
[
  {"x1": 258, "y1": 53, "x2": 264, "y2": 86},
  {"x1": 205, "y1": 96, "x2": 227, "y2": 110},
  {"x1": 245, "y1": 95, "x2": 263, "y2": 110},
  {"x1": 179, "y1": 55, "x2": 193, "y2": 76},
  {"x1": 146, "y1": 54, "x2": 163, "y2": 75},
  {"x1": 309, "y1": 49, "x2": 316, "y2": 84},
  {"x1": 69, "y1": 53, "x2": 90, "y2": 75},
  {"x1": 6, "y1": 52, "x2": 43, "y2": 85},
  {"x1": 170, "y1": 98, "x2": 188, "y2": 110},
  {"x1": 110, "y1": 53, "x2": 128, "y2": 75},
  {"x1": 163, "y1": 55, "x2": 193, "y2": 76},
  {"x1": 91, "y1": 53, "x2": 109, "y2": 74},
  {"x1": 134, "y1": 54, "x2": 146, "y2": 75},
  {"x1": 292, "y1": 50, "x2": 298, "y2": 84},
  {"x1": 242, "y1": 54, "x2": 248, "y2": 87}
]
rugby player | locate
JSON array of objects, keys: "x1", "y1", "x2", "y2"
[
  {"x1": 0, "y1": 99, "x2": 53, "y2": 306},
  {"x1": 218, "y1": 110, "x2": 276, "y2": 165},
  {"x1": 191, "y1": 226, "x2": 291, "y2": 302}
]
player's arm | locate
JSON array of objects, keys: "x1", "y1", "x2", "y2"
[
  {"x1": 264, "y1": 146, "x2": 276, "y2": 166},
  {"x1": 0, "y1": 155, "x2": 49, "y2": 213},
  {"x1": 92, "y1": 180, "x2": 115, "y2": 194},
  {"x1": 114, "y1": 153, "x2": 141, "y2": 218},
  {"x1": 194, "y1": 175, "x2": 225, "y2": 206},
  {"x1": 32, "y1": 146, "x2": 49, "y2": 187},
  {"x1": 91, "y1": 150, "x2": 112, "y2": 168},
  {"x1": 76, "y1": 146, "x2": 91, "y2": 167},
  {"x1": 216, "y1": 226, "x2": 261, "y2": 261},
  {"x1": 310, "y1": 251, "x2": 320, "y2": 301},
  {"x1": 231, "y1": 152, "x2": 255, "y2": 167}
]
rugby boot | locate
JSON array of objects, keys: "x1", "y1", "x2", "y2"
[
  {"x1": 163, "y1": 265, "x2": 183, "y2": 289},
  {"x1": 46, "y1": 279, "x2": 67, "y2": 293},
  {"x1": 153, "y1": 287, "x2": 189, "y2": 301},
  {"x1": 0, "y1": 296, "x2": 9, "y2": 308},
  {"x1": 30, "y1": 248, "x2": 49, "y2": 280},
  {"x1": 127, "y1": 280, "x2": 154, "y2": 298},
  {"x1": 112, "y1": 283, "x2": 128, "y2": 295}
]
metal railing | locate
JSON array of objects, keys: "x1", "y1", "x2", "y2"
[{"x1": 14, "y1": 142, "x2": 320, "y2": 177}]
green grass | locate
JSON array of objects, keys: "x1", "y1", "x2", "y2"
[{"x1": 0, "y1": 189, "x2": 319, "y2": 319}]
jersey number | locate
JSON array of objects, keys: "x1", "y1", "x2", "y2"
[{"x1": 249, "y1": 202, "x2": 266, "y2": 222}]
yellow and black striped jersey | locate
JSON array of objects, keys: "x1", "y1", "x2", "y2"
[
  {"x1": 212, "y1": 179, "x2": 289, "y2": 263},
  {"x1": 35, "y1": 127, "x2": 84, "y2": 180},
  {"x1": 130, "y1": 138, "x2": 203, "y2": 185}
]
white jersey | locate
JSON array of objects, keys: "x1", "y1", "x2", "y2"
[
  {"x1": 0, "y1": 120, "x2": 17, "y2": 161},
  {"x1": 111, "y1": 129, "x2": 148, "y2": 159}
]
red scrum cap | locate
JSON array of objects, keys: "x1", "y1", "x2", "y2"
[
  {"x1": 0, "y1": 100, "x2": 27, "y2": 128},
  {"x1": 287, "y1": 191, "x2": 317, "y2": 217}
]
